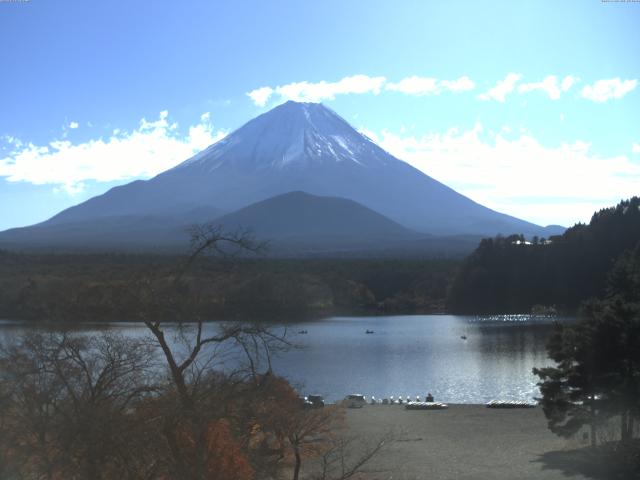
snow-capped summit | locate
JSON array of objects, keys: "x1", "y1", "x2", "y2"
[
  {"x1": 175, "y1": 101, "x2": 389, "y2": 172},
  {"x1": 8, "y1": 101, "x2": 563, "y2": 242}
]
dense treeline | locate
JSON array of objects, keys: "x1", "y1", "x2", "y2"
[
  {"x1": 0, "y1": 251, "x2": 457, "y2": 322},
  {"x1": 448, "y1": 197, "x2": 640, "y2": 314}
]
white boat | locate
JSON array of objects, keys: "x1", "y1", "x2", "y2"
[{"x1": 405, "y1": 401, "x2": 448, "y2": 410}]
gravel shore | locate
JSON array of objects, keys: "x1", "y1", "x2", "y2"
[{"x1": 343, "y1": 404, "x2": 593, "y2": 480}]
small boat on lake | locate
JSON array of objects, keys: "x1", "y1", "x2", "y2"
[{"x1": 365, "y1": 329, "x2": 374, "y2": 334}]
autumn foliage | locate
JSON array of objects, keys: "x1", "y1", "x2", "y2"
[
  {"x1": 0, "y1": 333, "x2": 350, "y2": 480},
  {"x1": 176, "y1": 420, "x2": 255, "y2": 480}
]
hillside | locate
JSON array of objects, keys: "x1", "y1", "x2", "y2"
[
  {"x1": 447, "y1": 197, "x2": 640, "y2": 314},
  {"x1": 214, "y1": 191, "x2": 414, "y2": 239}
]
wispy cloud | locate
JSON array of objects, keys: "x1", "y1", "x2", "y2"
[
  {"x1": 385, "y1": 75, "x2": 475, "y2": 95},
  {"x1": 247, "y1": 75, "x2": 386, "y2": 106},
  {"x1": 478, "y1": 73, "x2": 522, "y2": 102},
  {"x1": 68, "y1": 121, "x2": 79, "y2": 129},
  {"x1": 633, "y1": 143, "x2": 640, "y2": 154},
  {"x1": 249, "y1": 73, "x2": 635, "y2": 106},
  {"x1": 360, "y1": 125, "x2": 640, "y2": 226},
  {"x1": 0, "y1": 111, "x2": 226, "y2": 194},
  {"x1": 247, "y1": 74, "x2": 475, "y2": 106},
  {"x1": 581, "y1": 78, "x2": 637, "y2": 102},
  {"x1": 517, "y1": 75, "x2": 578, "y2": 100}
]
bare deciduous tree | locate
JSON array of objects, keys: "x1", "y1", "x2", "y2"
[
  {"x1": 0, "y1": 332, "x2": 158, "y2": 479},
  {"x1": 125, "y1": 225, "x2": 292, "y2": 479}
]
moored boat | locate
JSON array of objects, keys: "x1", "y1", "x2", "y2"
[{"x1": 405, "y1": 401, "x2": 448, "y2": 410}]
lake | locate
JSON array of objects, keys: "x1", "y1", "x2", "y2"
[{"x1": 0, "y1": 314, "x2": 563, "y2": 404}]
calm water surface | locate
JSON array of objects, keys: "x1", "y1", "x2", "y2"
[{"x1": 0, "y1": 315, "x2": 564, "y2": 404}]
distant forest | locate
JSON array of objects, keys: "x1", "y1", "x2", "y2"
[
  {"x1": 0, "y1": 253, "x2": 457, "y2": 322},
  {"x1": 4, "y1": 198, "x2": 639, "y2": 321},
  {"x1": 448, "y1": 197, "x2": 640, "y2": 314}
]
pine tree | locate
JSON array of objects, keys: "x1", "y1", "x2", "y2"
[{"x1": 534, "y1": 243, "x2": 640, "y2": 446}]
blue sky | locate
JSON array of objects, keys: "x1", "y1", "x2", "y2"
[{"x1": 1, "y1": 0, "x2": 639, "y2": 230}]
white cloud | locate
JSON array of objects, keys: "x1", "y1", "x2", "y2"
[
  {"x1": 581, "y1": 78, "x2": 637, "y2": 102},
  {"x1": 386, "y1": 76, "x2": 437, "y2": 95},
  {"x1": 250, "y1": 73, "x2": 636, "y2": 106},
  {"x1": 362, "y1": 125, "x2": 640, "y2": 226},
  {"x1": 633, "y1": 143, "x2": 640, "y2": 154},
  {"x1": 247, "y1": 86, "x2": 274, "y2": 107},
  {"x1": 560, "y1": 75, "x2": 579, "y2": 92},
  {"x1": 0, "y1": 111, "x2": 227, "y2": 194},
  {"x1": 516, "y1": 75, "x2": 578, "y2": 100},
  {"x1": 440, "y1": 76, "x2": 476, "y2": 92},
  {"x1": 518, "y1": 76, "x2": 562, "y2": 100},
  {"x1": 478, "y1": 73, "x2": 522, "y2": 102},
  {"x1": 386, "y1": 75, "x2": 475, "y2": 95},
  {"x1": 273, "y1": 75, "x2": 386, "y2": 104},
  {"x1": 247, "y1": 75, "x2": 386, "y2": 106},
  {"x1": 68, "y1": 121, "x2": 79, "y2": 129},
  {"x1": 248, "y1": 74, "x2": 476, "y2": 105}
]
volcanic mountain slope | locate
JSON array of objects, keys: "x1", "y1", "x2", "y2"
[
  {"x1": 211, "y1": 191, "x2": 435, "y2": 254},
  {"x1": 0, "y1": 101, "x2": 563, "y2": 251},
  {"x1": 215, "y1": 191, "x2": 413, "y2": 238}
]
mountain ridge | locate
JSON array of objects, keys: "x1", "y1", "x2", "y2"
[
  {"x1": 0, "y1": 101, "x2": 564, "y2": 252},
  {"x1": 0, "y1": 191, "x2": 483, "y2": 256}
]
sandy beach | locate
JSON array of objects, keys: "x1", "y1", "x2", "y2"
[{"x1": 343, "y1": 404, "x2": 597, "y2": 480}]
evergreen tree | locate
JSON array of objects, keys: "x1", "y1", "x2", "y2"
[{"x1": 534, "y1": 244, "x2": 640, "y2": 446}]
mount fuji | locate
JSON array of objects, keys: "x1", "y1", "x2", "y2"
[{"x1": 0, "y1": 101, "x2": 563, "y2": 253}]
